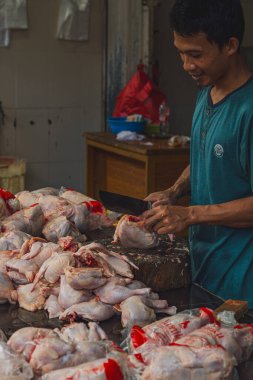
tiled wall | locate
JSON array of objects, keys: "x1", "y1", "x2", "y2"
[{"x1": 0, "y1": 0, "x2": 105, "y2": 193}]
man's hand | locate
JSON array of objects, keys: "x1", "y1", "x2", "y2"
[
  {"x1": 145, "y1": 189, "x2": 177, "y2": 207},
  {"x1": 142, "y1": 204, "x2": 192, "y2": 234}
]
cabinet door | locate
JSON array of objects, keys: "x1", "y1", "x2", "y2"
[{"x1": 242, "y1": 0, "x2": 253, "y2": 47}]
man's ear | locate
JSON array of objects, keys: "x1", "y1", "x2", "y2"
[{"x1": 226, "y1": 37, "x2": 240, "y2": 55}]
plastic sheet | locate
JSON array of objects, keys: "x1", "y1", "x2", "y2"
[
  {"x1": 57, "y1": 0, "x2": 90, "y2": 41},
  {"x1": 0, "y1": 0, "x2": 28, "y2": 47}
]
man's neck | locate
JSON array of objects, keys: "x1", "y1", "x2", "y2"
[{"x1": 211, "y1": 56, "x2": 252, "y2": 104}]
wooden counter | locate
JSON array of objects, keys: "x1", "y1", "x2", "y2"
[{"x1": 84, "y1": 132, "x2": 190, "y2": 202}]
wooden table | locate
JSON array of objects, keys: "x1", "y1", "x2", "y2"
[{"x1": 84, "y1": 132, "x2": 190, "y2": 201}]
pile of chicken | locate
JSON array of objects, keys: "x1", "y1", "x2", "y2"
[
  {"x1": 2, "y1": 308, "x2": 253, "y2": 379},
  {"x1": 0, "y1": 186, "x2": 176, "y2": 328}
]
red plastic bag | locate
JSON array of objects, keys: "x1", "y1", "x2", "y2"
[{"x1": 113, "y1": 64, "x2": 166, "y2": 124}]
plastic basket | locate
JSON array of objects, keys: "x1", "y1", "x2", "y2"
[
  {"x1": 108, "y1": 117, "x2": 145, "y2": 134},
  {"x1": 0, "y1": 156, "x2": 26, "y2": 194}
]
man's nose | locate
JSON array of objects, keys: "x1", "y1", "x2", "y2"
[{"x1": 182, "y1": 57, "x2": 195, "y2": 72}]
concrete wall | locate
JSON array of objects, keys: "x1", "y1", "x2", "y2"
[{"x1": 0, "y1": 0, "x2": 105, "y2": 192}]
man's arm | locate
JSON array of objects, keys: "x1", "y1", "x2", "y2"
[
  {"x1": 145, "y1": 165, "x2": 191, "y2": 204},
  {"x1": 143, "y1": 195, "x2": 253, "y2": 234}
]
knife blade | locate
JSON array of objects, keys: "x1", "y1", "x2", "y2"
[{"x1": 99, "y1": 190, "x2": 152, "y2": 216}]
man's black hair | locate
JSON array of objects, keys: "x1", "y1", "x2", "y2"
[{"x1": 170, "y1": 0, "x2": 245, "y2": 49}]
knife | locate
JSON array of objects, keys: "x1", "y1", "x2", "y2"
[{"x1": 99, "y1": 190, "x2": 152, "y2": 216}]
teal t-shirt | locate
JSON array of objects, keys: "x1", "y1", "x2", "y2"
[{"x1": 190, "y1": 76, "x2": 253, "y2": 308}]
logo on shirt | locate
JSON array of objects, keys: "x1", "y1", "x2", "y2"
[{"x1": 214, "y1": 144, "x2": 224, "y2": 158}]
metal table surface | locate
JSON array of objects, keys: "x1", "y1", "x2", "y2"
[{"x1": 1, "y1": 282, "x2": 252, "y2": 342}]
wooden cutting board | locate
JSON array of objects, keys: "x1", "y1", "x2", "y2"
[
  {"x1": 92, "y1": 230, "x2": 191, "y2": 291},
  {"x1": 214, "y1": 299, "x2": 248, "y2": 321}
]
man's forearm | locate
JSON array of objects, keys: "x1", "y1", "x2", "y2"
[
  {"x1": 167, "y1": 165, "x2": 191, "y2": 200},
  {"x1": 190, "y1": 196, "x2": 253, "y2": 228}
]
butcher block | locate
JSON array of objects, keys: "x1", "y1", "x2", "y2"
[{"x1": 88, "y1": 228, "x2": 191, "y2": 291}]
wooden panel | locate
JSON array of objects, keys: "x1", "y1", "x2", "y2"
[
  {"x1": 154, "y1": 152, "x2": 189, "y2": 191},
  {"x1": 105, "y1": 153, "x2": 145, "y2": 199}
]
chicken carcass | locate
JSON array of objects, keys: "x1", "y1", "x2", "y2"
[
  {"x1": 0, "y1": 250, "x2": 19, "y2": 274},
  {"x1": 12, "y1": 283, "x2": 46, "y2": 311},
  {"x1": 175, "y1": 322, "x2": 253, "y2": 364},
  {"x1": 129, "y1": 307, "x2": 215, "y2": 351},
  {"x1": 42, "y1": 215, "x2": 87, "y2": 243},
  {"x1": 39, "y1": 354, "x2": 127, "y2": 380},
  {"x1": 58, "y1": 275, "x2": 92, "y2": 309},
  {"x1": 59, "y1": 187, "x2": 94, "y2": 204},
  {"x1": 29, "y1": 336, "x2": 75, "y2": 375},
  {"x1": 0, "y1": 341, "x2": 33, "y2": 379},
  {"x1": 20, "y1": 239, "x2": 61, "y2": 267},
  {"x1": 0, "y1": 230, "x2": 31, "y2": 251},
  {"x1": 15, "y1": 190, "x2": 41, "y2": 208},
  {"x1": 75, "y1": 242, "x2": 138, "y2": 278},
  {"x1": 64, "y1": 266, "x2": 107, "y2": 290},
  {"x1": 57, "y1": 322, "x2": 107, "y2": 343},
  {"x1": 44, "y1": 295, "x2": 63, "y2": 319},
  {"x1": 32, "y1": 251, "x2": 75, "y2": 286},
  {"x1": 0, "y1": 188, "x2": 20, "y2": 219},
  {"x1": 94, "y1": 276, "x2": 151, "y2": 305},
  {"x1": 60, "y1": 298, "x2": 115, "y2": 322},
  {"x1": 7, "y1": 326, "x2": 54, "y2": 359},
  {"x1": 0, "y1": 272, "x2": 15, "y2": 304},
  {"x1": 113, "y1": 214, "x2": 159, "y2": 249},
  {"x1": 1, "y1": 204, "x2": 45, "y2": 236},
  {"x1": 141, "y1": 344, "x2": 236, "y2": 380},
  {"x1": 120, "y1": 295, "x2": 156, "y2": 329},
  {"x1": 5, "y1": 257, "x2": 38, "y2": 283}
]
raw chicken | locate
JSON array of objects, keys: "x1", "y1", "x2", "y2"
[
  {"x1": 64, "y1": 266, "x2": 107, "y2": 290},
  {"x1": 29, "y1": 336, "x2": 75, "y2": 375},
  {"x1": 59, "y1": 187, "x2": 94, "y2": 203},
  {"x1": 37, "y1": 194, "x2": 70, "y2": 220},
  {"x1": 0, "y1": 250, "x2": 20, "y2": 274},
  {"x1": 94, "y1": 276, "x2": 151, "y2": 304},
  {"x1": 12, "y1": 283, "x2": 46, "y2": 311},
  {"x1": 0, "y1": 272, "x2": 15, "y2": 304},
  {"x1": 113, "y1": 214, "x2": 159, "y2": 249},
  {"x1": 1, "y1": 204, "x2": 45, "y2": 236},
  {"x1": 58, "y1": 322, "x2": 90, "y2": 343},
  {"x1": 15, "y1": 190, "x2": 41, "y2": 208},
  {"x1": 0, "y1": 341, "x2": 33, "y2": 379},
  {"x1": 119, "y1": 295, "x2": 156, "y2": 328},
  {"x1": 58, "y1": 275, "x2": 92, "y2": 309},
  {"x1": 60, "y1": 297, "x2": 115, "y2": 322},
  {"x1": 42, "y1": 215, "x2": 87, "y2": 243},
  {"x1": 0, "y1": 230, "x2": 31, "y2": 250},
  {"x1": 33, "y1": 187, "x2": 59, "y2": 196},
  {"x1": 141, "y1": 344, "x2": 236, "y2": 380},
  {"x1": 5, "y1": 257, "x2": 38, "y2": 282},
  {"x1": 175, "y1": 322, "x2": 253, "y2": 363},
  {"x1": 57, "y1": 322, "x2": 108, "y2": 343},
  {"x1": 7, "y1": 326, "x2": 54, "y2": 359},
  {"x1": 75, "y1": 242, "x2": 138, "y2": 278},
  {"x1": 58, "y1": 235, "x2": 81, "y2": 252},
  {"x1": 129, "y1": 307, "x2": 215, "y2": 351},
  {"x1": 32, "y1": 251, "x2": 75, "y2": 286},
  {"x1": 0, "y1": 188, "x2": 20, "y2": 219},
  {"x1": 44, "y1": 295, "x2": 63, "y2": 319},
  {"x1": 20, "y1": 239, "x2": 61, "y2": 267},
  {"x1": 87, "y1": 321, "x2": 108, "y2": 341},
  {"x1": 39, "y1": 355, "x2": 127, "y2": 380}
]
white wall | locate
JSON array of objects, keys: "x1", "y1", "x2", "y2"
[{"x1": 0, "y1": 0, "x2": 105, "y2": 192}]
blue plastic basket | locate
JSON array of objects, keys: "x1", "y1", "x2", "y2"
[{"x1": 108, "y1": 117, "x2": 145, "y2": 134}]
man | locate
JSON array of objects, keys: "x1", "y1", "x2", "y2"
[{"x1": 142, "y1": 0, "x2": 253, "y2": 307}]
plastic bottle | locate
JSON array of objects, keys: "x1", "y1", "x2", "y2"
[{"x1": 159, "y1": 101, "x2": 170, "y2": 137}]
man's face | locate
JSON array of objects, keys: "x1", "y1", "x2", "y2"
[{"x1": 173, "y1": 31, "x2": 230, "y2": 87}]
